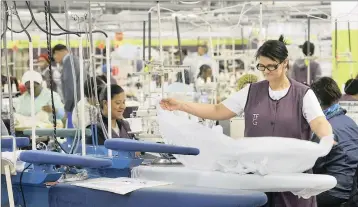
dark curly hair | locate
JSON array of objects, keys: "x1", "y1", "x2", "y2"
[{"x1": 311, "y1": 77, "x2": 342, "y2": 107}]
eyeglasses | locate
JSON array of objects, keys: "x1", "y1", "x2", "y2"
[{"x1": 256, "y1": 62, "x2": 282, "y2": 71}]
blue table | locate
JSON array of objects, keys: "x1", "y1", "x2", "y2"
[{"x1": 48, "y1": 184, "x2": 267, "y2": 207}]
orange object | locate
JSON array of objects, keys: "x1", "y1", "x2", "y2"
[
  {"x1": 12, "y1": 45, "x2": 18, "y2": 52},
  {"x1": 19, "y1": 83, "x2": 26, "y2": 94},
  {"x1": 98, "y1": 42, "x2": 105, "y2": 50},
  {"x1": 115, "y1": 32, "x2": 124, "y2": 41},
  {"x1": 112, "y1": 66, "x2": 119, "y2": 76}
]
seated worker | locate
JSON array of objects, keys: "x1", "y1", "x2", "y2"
[
  {"x1": 15, "y1": 70, "x2": 65, "y2": 122},
  {"x1": 311, "y1": 77, "x2": 358, "y2": 207},
  {"x1": 341, "y1": 79, "x2": 358, "y2": 101},
  {"x1": 86, "y1": 84, "x2": 135, "y2": 145},
  {"x1": 197, "y1": 64, "x2": 213, "y2": 83},
  {"x1": 176, "y1": 69, "x2": 190, "y2": 85},
  {"x1": 72, "y1": 76, "x2": 106, "y2": 128},
  {"x1": 292, "y1": 41, "x2": 322, "y2": 85},
  {"x1": 38, "y1": 53, "x2": 62, "y2": 95}
]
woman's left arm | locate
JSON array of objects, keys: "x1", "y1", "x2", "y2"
[
  {"x1": 303, "y1": 90, "x2": 333, "y2": 139},
  {"x1": 309, "y1": 116, "x2": 333, "y2": 138}
]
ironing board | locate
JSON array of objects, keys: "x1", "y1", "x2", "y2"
[
  {"x1": 132, "y1": 166, "x2": 337, "y2": 198},
  {"x1": 49, "y1": 183, "x2": 267, "y2": 207}
]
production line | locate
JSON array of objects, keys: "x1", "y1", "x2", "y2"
[{"x1": 1, "y1": 1, "x2": 358, "y2": 207}]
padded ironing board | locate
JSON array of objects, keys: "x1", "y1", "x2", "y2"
[
  {"x1": 1, "y1": 137, "x2": 30, "y2": 148},
  {"x1": 105, "y1": 139, "x2": 200, "y2": 155},
  {"x1": 23, "y1": 128, "x2": 92, "y2": 137},
  {"x1": 49, "y1": 183, "x2": 267, "y2": 207},
  {"x1": 132, "y1": 166, "x2": 337, "y2": 198},
  {"x1": 19, "y1": 151, "x2": 112, "y2": 168}
]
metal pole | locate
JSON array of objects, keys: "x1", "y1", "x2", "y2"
[
  {"x1": 79, "y1": 35, "x2": 86, "y2": 156},
  {"x1": 148, "y1": 12, "x2": 151, "y2": 61},
  {"x1": 29, "y1": 42, "x2": 36, "y2": 150},
  {"x1": 241, "y1": 27, "x2": 245, "y2": 54},
  {"x1": 175, "y1": 16, "x2": 185, "y2": 83},
  {"x1": 348, "y1": 21, "x2": 351, "y2": 53},
  {"x1": 0, "y1": 2, "x2": 4, "y2": 201},
  {"x1": 335, "y1": 19, "x2": 338, "y2": 59},
  {"x1": 143, "y1": 21, "x2": 146, "y2": 61},
  {"x1": 4, "y1": 12, "x2": 15, "y2": 136},
  {"x1": 259, "y1": 2, "x2": 262, "y2": 45},
  {"x1": 175, "y1": 16, "x2": 182, "y2": 65},
  {"x1": 157, "y1": 2, "x2": 164, "y2": 97},
  {"x1": 306, "y1": 16, "x2": 311, "y2": 85}
]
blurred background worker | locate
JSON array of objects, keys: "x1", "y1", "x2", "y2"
[
  {"x1": 292, "y1": 41, "x2": 322, "y2": 85},
  {"x1": 37, "y1": 53, "x2": 62, "y2": 96},
  {"x1": 15, "y1": 70, "x2": 65, "y2": 122},
  {"x1": 341, "y1": 79, "x2": 358, "y2": 101},
  {"x1": 52, "y1": 44, "x2": 85, "y2": 126},
  {"x1": 311, "y1": 77, "x2": 358, "y2": 207}
]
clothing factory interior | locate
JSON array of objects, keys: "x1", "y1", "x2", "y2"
[{"x1": 0, "y1": 0, "x2": 358, "y2": 207}]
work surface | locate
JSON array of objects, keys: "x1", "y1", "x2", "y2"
[{"x1": 49, "y1": 183, "x2": 267, "y2": 207}]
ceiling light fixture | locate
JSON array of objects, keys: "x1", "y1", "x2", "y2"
[{"x1": 179, "y1": 1, "x2": 201, "y2": 5}]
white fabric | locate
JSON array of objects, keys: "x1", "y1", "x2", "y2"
[
  {"x1": 132, "y1": 166, "x2": 337, "y2": 199},
  {"x1": 15, "y1": 88, "x2": 64, "y2": 121},
  {"x1": 222, "y1": 84, "x2": 324, "y2": 123},
  {"x1": 21, "y1": 70, "x2": 43, "y2": 85},
  {"x1": 113, "y1": 123, "x2": 120, "y2": 136},
  {"x1": 157, "y1": 108, "x2": 334, "y2": 175},
  {"x1": 72, "y1": 177, "x2": 172, "y2": 195},
  {"x1": 72, "y1": 99, "x2": 98, "y2": 128},
  {"x1": 2, "y1": 151, "x2": 26, "y2": 172}
]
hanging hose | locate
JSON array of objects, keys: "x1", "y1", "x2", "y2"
[
  {"x1": 7, "y1": 2, "x2": 32, "y2": 34},
  {"x1": 7, "y1": 19, "x2": 33, "y2": 34},
  {"x1": 44, "y1": 1, "x2": 57, "y2": 143},
  {"x1": 4, "y1": 2, "x2": 33, "y2": 34},
  {"x1": 26, "y1": 1, "x2": 108, "y2": 38},
  {"x1": 0, "y1": 2, "x2": 8, "y2": 39}
]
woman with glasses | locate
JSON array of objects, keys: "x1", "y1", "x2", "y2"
[{"x1": 160, "y1": 35, "x2": 333, "y2": 207}]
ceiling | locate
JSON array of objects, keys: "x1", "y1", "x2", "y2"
[{"x1": 3, "y1": 1, "x2": 332, "y2": 34}]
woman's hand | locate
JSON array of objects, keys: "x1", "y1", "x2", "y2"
[
  {"x1": 159, "y1": 98, "x2": 182, "y2": 111},
  {"x1": 42, "y1": 105, "x2": 53, "y2": 113}
]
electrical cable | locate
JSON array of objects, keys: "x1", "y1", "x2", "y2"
[
  {"x1": 44, "y1": 1, "x2": 58, "y2": 148},
  {"x1": 7, "y1": 20, "x2": 33, "y2": 34},
  {"x1": 12, "y1": 2, "x2": 31, "y2": 41},
  {"x1": 0, "y1": 1, "x2": 8, "y2": 39},
  {"x1": 43, "y1": 1, "x2": 69, "y2": 154},
  {"x1": 63, "y1": 3, "x2": 82, "y2": 154},
  {"x1": 19, "y1": 164, "x2": 32, "y2": 207},
  {"x1": 26, "y1": 1, "x2": 108, "y2": 37},
  {"x1": 6, "y1": 2, "x2": 32, "y2": 34},
  {"x1": 48, "y1": 8, "x2": 80, "y2": 37}
]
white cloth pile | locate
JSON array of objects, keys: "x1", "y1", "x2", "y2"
[{"x1": 141, "y1": 108, "x2": 337, "y2": 198}]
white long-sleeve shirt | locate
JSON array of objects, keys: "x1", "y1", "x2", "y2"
[{"x1": 72, "y1": 98, "x2": 98, "y2": 128}]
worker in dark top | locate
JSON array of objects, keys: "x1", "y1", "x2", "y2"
[
  {"x1": 311, "y1": 77, "x2": 358, "y2": 207},
  {"x1": 292, "y1": 41, "x2": 322, "y2": 85},
  {"x1": 52, "y1": 44, "x2": 86, "y2": 127},
  {"x1": 160, "y1": 35, "x2": 334, "y2": 207},
  {"x1": 341, "y1": 79, "x2": 358, "y2": 101},
  {"x1": 88, "y1": 84, "x2": 135, "y2": 145}
]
